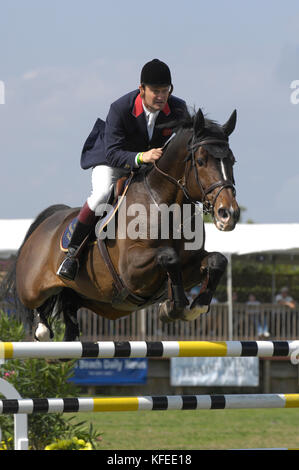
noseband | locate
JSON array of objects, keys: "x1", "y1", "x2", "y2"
[{"x1": 152, "y1": 134, "x2": 236, "y2": 215}]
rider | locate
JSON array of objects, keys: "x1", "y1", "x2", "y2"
[{"x1": 57, "y1": 59, "x2": 188, "y2": 281}]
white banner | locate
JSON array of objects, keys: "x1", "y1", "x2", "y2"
[{"x1": 171, "y1": 357, "x2": 259, "y2": 386}]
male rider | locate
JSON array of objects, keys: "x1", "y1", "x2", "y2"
[{"x1": 57, "y1": 59, "x2": 188, "y2": 281}]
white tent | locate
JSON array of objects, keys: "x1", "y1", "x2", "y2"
[
  {"x1": 0, "y1": 219, "x2": 33, "y2": 258},
  {"x1": 204, "y1": 223, "x2": 299, "y2": 256},
  {"x1": 2, "y1": 220, "x2": 299, "y2": 258}
]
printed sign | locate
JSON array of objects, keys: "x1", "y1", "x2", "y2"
[
  {"x1": 171, "y1": 357, "x2": 259, "y2": 386},
  {"x1": 69, "y1": 358, "x2": 148, "y2": 385}
]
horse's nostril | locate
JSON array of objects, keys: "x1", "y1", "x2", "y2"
[{"x1": 218, "y1": 208, "x2": 230, "y2": 220}]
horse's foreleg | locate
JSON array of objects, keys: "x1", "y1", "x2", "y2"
[
  {"x1": 156, "y1": 247, "x2": 189, "y2": 323},
  {"x1": 184, "y1": 251, "x2": 227, "y2": 321}
]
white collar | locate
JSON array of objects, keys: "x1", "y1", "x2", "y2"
[{"x1": 142, "y1": 102, "x2": 160, "y2": 119}]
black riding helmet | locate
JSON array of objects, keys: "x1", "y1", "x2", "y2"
[{"x1": 140, "y1": 59, "x2": 172, "y2": 88}]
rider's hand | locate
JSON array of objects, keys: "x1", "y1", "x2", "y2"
[{"x1": 142, "y1": 148, "x2": 163, "y2": 163}]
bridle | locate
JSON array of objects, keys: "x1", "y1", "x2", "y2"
[
  {"x1": 187, "y1": 134, "x2": 236, "y2": 214},
  {"x1": 150, "y1": 132, "x2": 236, "y2": 215}
]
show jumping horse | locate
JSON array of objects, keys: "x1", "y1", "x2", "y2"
[{"x1": 1, "y1": 108, "x2": 240, "y2": 341}]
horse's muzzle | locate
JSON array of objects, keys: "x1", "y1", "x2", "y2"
[{"x1": 214, "y1": 204, "x2": 240, "y2": 231}]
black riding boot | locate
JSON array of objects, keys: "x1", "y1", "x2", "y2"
[{"x1": 56, "y1": 220, "x2": 92, "y2": 281}]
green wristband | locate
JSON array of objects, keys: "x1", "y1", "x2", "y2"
[{"x1": 137, "y1": 152, "x2": 144, "y2": 165}]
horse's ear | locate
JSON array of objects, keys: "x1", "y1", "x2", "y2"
[
  {"x1": 193, "y1": 108, "x2": 205, "y2": 134},
  {"x1": 222, "y1": 109, "x2": 237, "y2": 136}
]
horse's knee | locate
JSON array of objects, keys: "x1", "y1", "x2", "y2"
[{"x1": 207, "y1": 252, "x2": 227, "y2": 272}]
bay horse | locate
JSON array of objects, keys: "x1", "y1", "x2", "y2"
[{"x1": 1, "y1": 108, "x2": 240, "y2": 341}]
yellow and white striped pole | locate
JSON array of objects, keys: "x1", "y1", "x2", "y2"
[
  {"x1": 1, "y1": 340, "x2": 299, "y2": 359},
  {"x1": 0, "y1": 394, "x2": 299, "y2": 414}
]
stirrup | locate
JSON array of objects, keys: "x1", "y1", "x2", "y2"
[{"x1": 56, "y1": 250, "x2": 79, "y2": 281}]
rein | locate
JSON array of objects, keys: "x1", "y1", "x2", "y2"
[{"x1": 148, "y1": 133, "x2": 236, "y2": 215}]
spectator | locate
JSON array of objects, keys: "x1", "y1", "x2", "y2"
[
  {"x1": 275, "y1": 287, "x2": 296, "y2": 309},
  {"x1": 246, "y1": 293, "x2": 260, "y2": 306},
  {"x1": 246, "y1": 294, "x2": 269, "y2": 338}
]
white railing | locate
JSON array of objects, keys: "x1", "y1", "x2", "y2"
[
  {"x1": 77, "y1": 303, "x2": 299, "y2": 341},
  {"x1": 1, "y1": 302, "x2": 299, "y2": 341}
]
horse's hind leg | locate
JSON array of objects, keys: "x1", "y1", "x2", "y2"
[
  {"x1": 34, "y1": 297, "x2": 57, "y2": 341},
  {"x1": 34, "y1": 289, "x2": 80, "y2": 342},
  {"x1": 61, "y1": 290, "x2": 80, "y2": 341}
]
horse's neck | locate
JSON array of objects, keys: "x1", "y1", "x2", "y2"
[{"x1": 146, "y1": 132, "x2": 188, "y2": 206}]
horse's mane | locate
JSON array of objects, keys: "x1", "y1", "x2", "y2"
[
  {"x1": 159, "y1": 111, "x2": 226, "y2": 140},
  {"x1": 135, "y1": 111, "x2": 230, "y2": 180},
  {"x1": 156, "y1": 110, "x2": 231, "y2": 164}
]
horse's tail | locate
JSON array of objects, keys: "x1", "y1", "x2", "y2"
[{"x1": 0, "y1": 204, "x2": 70, "y2": 325}]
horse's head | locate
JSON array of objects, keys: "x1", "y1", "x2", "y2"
[{"x1": 186, "y1": 108, "x2": 240, "y2": 231}]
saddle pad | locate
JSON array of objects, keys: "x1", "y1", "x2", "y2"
[{"x1": 60, "y1": 217, "x2": 79, "y2": 252}]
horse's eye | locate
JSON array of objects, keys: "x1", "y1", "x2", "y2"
[{"x1": 197, "y1": 158, "x2": 204, "y2": 167}]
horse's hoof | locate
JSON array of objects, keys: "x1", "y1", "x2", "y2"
[
  {"x1": 158, "y1": 300, "x2": 185, "y2": 323},
  {"x1": 34, "y1": 322, "x2": 53, "y2": 342},
  {"x1": 63, "y1": 328, "x2": 80, "y2": 342},
  {"x1": 181, "y1": 305, "x2": 210, "y2": 321}
]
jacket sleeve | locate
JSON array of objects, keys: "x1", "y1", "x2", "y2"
[{"x1": 104, "y1": 102, "x2": 138, "y2": 170}]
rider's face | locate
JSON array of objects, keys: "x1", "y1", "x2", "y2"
[{"x1": 139, "y1": 84, "x2": 171, "y2": 112}]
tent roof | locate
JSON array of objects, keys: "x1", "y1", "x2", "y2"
[
  {"x1": 204, "y1": 223, "x2": 299, "y2": 256},
  {"x1": 0, "y1": 219, "x2": 33, "y2": 258},
  {"x1": 0, "y1": 219, "x2": 299, "y2": 258}
]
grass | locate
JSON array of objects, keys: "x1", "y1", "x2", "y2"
[{"x1": 69, "y1": 407, "x2": 299, "y2": 450}]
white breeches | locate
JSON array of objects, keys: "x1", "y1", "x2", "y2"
[{"x1": 87, "y1": 165, "x2": 130, "y2": 212}]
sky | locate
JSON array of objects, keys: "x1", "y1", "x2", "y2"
[{"x1": 1, "y1": 0, "x2": 299, "y2": 223}]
